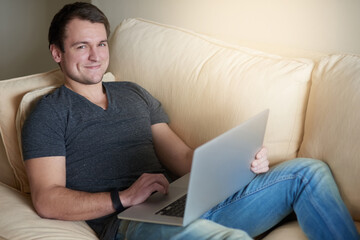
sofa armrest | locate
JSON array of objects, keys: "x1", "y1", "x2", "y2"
[{"x1": 0, "y1": 182, "x2": 98, "y2": 240}]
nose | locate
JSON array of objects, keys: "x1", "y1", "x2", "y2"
[{"x1": 89, "y1": 47, "x2": 99, "y2": 61}]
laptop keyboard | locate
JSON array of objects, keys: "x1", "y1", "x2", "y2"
[{"x1": 156, "y1": 194, "x2": 187, "y2": 217}]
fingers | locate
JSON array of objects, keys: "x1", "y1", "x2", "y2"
[
  {"x1": 136, "y1": 173, "x2": 169, "y2": 196},
  {"x1": 251, "y1": 147, "x2": 269, "y2": 174},
  {"x1": 256, "y1": 147, "x2": 267, "y2": 159},
  {"x1": 121, "y1": 173, "x2": 169, "y2": 207},
  {"x1": 146, "y1": 174, "x2": 169, "y2": 195},
  {"x1": 251, "y1": 159, "x2": 269, "y2": 174}
]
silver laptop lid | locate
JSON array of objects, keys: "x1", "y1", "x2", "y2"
[{"x1": 183, "y1": 109, "x2": 269, "y2": 225}]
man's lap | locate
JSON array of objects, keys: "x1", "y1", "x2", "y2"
[
  {"x1": 201, "y1": 158, "x2": 322, "y2": 236},
  {"x1": 118, "y1": 158, "x2": 328, "y2": 239}
]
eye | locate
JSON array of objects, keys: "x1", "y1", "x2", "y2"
[
  {"x1": 99, "y1": 42, "x2": 107, "y2": 47},
  {"x1": 77, "y1": 45, "x2": 86, "y2": 49}
]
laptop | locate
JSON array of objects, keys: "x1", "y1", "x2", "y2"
[{"x1": 118, "y1": 109, "x2": 269, "y2": 226}]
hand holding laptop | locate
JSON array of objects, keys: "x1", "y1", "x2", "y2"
[{"x1": 251, "y1": 147, "x2": 269, "y2": 174}]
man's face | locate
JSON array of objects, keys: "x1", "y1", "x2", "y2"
[{"x1": 51, "y1": 18, "x2": 109, "y2": 85}]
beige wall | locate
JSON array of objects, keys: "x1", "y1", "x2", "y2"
[
  {"x1": 0, "y1": 0, "x2": 89, "y2": 80},
  {"x1": 2, "y1": 0, "x2": 359, "y2": 80},
  {"x1": 93, "y1": 0, "x2": 360, "y2": 58}
]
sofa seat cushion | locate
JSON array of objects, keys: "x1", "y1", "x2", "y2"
[
  {"x1": 0, "y1": 182, "x2": 97, "y2": 240},
  {"x1": 299, "y1": 54, "x2": 360, "y2": 221},
  {"x1": 263, "y1": 220, "x2": 360, "y2": 239},
  {"x1": 109, "y1": 18, "x2": 315, "y2": 165},
  {"x1": 263, "y1": 221, "x2": 307, "y2": 240}
]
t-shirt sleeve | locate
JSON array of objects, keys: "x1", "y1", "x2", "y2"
[
  {"x1": 132, "y1": 83, "x2": 170, "y2": 125},
  {"x1": 21, "y1": 99, "x2": 66, "y2": 161}
]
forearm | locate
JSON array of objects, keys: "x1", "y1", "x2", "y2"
[{"x1": 32, "y1": 185, "x2": 115, "y2": 221}]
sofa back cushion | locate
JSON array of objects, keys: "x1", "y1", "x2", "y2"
[
  {"x1": 298, "y1": 54, "x2": 360, "y2": 221},
  {"x1": 109, "y1": 18, "x2": 314, "y2": 165},
  {"x1": 0, "y1": 69, "x2": 64, "y2": 192}
]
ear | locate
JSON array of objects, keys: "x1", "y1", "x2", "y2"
[{"x1": 50, "y1": 44, "x2": 62, "y2": 63}]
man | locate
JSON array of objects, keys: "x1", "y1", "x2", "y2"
[{"x1": 22, "y1": 2, "x2": 359, "y2": 240}]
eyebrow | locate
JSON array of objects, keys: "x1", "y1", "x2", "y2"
[{"x1": 71, "y1": 39, "x2": 108, "y2": 47}]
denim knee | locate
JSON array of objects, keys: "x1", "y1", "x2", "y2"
[
  {"x1": 290, "y1": 158, "x2": 336, "y2": 186},
  {"x1": 293, "y1": 158, "x2": 331, "y2": 173}
]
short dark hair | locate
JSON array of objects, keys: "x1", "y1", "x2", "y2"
[{"x1": 48, "y1": 2, "x2": 110, "y2": 52}]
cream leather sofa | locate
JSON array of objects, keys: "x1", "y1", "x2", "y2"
[{"x1": 0, "y1": 18, "x2": 359, "y2": 240}]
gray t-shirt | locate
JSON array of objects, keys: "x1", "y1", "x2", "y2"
[{"x1": 22, "y1": 82, "x2": 170, "y2": 239}]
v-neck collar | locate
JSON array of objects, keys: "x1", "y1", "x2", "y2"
[{"x1": 63, "y1": 83, "x2": 111, "y2": 111}]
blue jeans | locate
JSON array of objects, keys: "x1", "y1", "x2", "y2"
[{"x1": 117, "y1": 158, "x2": 359, "y2": 240}]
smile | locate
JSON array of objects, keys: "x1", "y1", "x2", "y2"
[{"x1": 85, "y1": 65, "x2": 101, "y2": 69}]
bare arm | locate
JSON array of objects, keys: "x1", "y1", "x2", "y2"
[
  {"x1": 25, "y1": 156, "x2": 114, "y2": 220},
  {"x1": 26, "y1": 156, "x2": 169, "y2": 220},
  {"x1": 151, "y1": 123, "x2": 194, "y2": 177}
]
